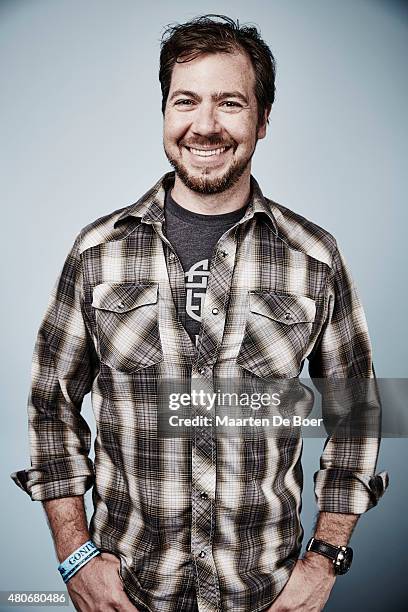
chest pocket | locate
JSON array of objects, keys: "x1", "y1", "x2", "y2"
[
  {"x1": 236, "y1": 291, "x2": 316, "y2": 379},
  {"x1": 91, "y1": 281, "x2": 163, "y2": 373}
]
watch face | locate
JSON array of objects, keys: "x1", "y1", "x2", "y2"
[{"x1": 334, "y1": 547, "x2": 353, "y2": 575}]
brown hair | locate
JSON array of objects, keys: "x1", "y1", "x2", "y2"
[{"x1": 159, "y1": 14, "x2": 277, "y2": 125}]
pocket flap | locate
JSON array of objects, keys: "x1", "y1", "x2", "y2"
[
  {"x1": 92, "y1": 282, "x2": 158, "y2": 313},
  {"x1": 249, "y1": 292, "x2": 316, "y2": 324}
]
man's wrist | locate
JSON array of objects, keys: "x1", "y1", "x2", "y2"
[
  {"x1": 303, "y1": 550, "x2": 336, "y2": 576},
  {"x1": 58, "y1": 540, "x2": 101, "y2": 584}
]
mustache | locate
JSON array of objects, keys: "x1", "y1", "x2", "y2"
[{"x1": 179, "y1": 137, "x2": 235, "y2": 148}]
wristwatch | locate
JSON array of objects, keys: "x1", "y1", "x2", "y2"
[{"x1": 306, "y1": 537, "x2": 353, "y2": 575}]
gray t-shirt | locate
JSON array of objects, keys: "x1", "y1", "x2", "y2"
[{"x1": 164, "y1": 189, "x2": 248, "y2": 346}]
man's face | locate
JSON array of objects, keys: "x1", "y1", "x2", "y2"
[{"x1": 163, "y1": 50, "x2": 268, "y2": 195}]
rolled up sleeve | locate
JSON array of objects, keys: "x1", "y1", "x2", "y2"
[
  {"x1": 10, "y1": 232, "x2": 98, "y2": 501},
  {"x1": 308, "y1": 243, "x2": 389, "y2": 514}
]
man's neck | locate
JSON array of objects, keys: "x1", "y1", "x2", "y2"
[{"x1": 170, "y1": 168, "x2": 251, "y2": 215}]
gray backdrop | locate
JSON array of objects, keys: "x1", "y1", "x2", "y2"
[{"x1": 1, "y1": 1, "x2": 407, "y2": 610}]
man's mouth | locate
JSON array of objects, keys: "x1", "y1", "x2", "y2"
[{"x1": 183, "y1": 145, "x2": 232, "y2": 158}]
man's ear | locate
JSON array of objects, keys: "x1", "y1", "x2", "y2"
[{"x1": 257, "y1": 105, "x2": 272, "y2": 140}]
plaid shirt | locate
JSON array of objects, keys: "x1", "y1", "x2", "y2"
[{"x1": 11, "y1": 172, "x2": 388, "y2": 612}]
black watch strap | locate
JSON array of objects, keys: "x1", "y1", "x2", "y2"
[
  {"x1": 306, "y1": 537, "x2": 353, "y2": 575},
  {"x1": 307, "y1": 537, "x2": 340, "y2": 560}
]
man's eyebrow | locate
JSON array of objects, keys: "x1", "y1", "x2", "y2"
[
  {"x1": 212, "y1": 91, "x2": 249, "y2": 104},
  {"x1": 169, "y1": 90, "x2": 201, "y2": 101}
]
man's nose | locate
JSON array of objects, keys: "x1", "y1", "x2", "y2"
[{"x1": 191, "y1": 103, "x2": 221, "y2": 136}]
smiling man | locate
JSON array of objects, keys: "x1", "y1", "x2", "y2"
[{"x1": 11, "y1": 14, "x2": 388, "y2": 612}]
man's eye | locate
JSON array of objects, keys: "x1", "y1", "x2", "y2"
[
  {"x1": 221, "y1": 101, "x2": 242, "y2": 108},
  {"x1": 175, "y1": 99, "x2": 194, "y2": 106}
]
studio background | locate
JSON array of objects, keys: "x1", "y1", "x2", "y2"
[{"x1": 1, "y1": 1, "x2": 407, "y2": 610}]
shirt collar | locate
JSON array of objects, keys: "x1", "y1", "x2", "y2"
[{"x1": 113, "y1": 171, "x2": 278, "y2": 234}]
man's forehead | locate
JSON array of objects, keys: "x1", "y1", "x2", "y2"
[{"x1": 169, "y1": 50, "x2": 256, "y2": 92}]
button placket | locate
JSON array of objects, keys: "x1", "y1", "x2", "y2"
[
  {"x1": 190, "y1": 235, "x2": 238, "y2": 612},
  {"x1": 196, "y1": 235, "x2": 237, "y2": 366},
  {"x1": 190, "y1": 366, "x2": 219, "y2": 611}
]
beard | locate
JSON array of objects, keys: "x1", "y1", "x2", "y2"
[{"x1": 164, "y1": 139, "x2": 257, "y2": 195}]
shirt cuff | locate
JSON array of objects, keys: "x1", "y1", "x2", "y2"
[
  {"x1": 10, "y1": 455, "x2": 95, "y2": 501},
  {"x1": 313, "y1": 468, "x2": 389, "y2": 514}
]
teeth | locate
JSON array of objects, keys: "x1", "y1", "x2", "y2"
[{"x1": 188, "y1": 147, "x2": 227, "y2": 157}]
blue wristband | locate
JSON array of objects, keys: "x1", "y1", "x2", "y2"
[{"x1": 58, "y1": 540, "x2": 101, "y2": 584}]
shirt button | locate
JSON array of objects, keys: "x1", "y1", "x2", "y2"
[
  {"x1": 198, "y1": 551, "x2": 206, "y2": 558},
  {"x1": 212, "y1": 308, "x2": 219, "y2": 315},
  {"x1": 169, "y1": 253, "x2": 176, "y2": 261},
  {"x1": 198, "y1": 367, "x2": 206, "y2": 375},
  {"x1": 117, "y1": 301, "x2": 125, "y2": 310},
  {"x1": 200, "y1": 492, "x2": 208, "y2": 500},
  {"x1": 220, "y1": 250, "x2": 228, "y2": 257},
  {"x1": 284, "y1": 312, "x2": 292, "y2": 320}
]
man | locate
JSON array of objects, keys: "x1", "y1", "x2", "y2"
[{"x1": 11, "y1": 14, "x2": 388, "y2": 612}]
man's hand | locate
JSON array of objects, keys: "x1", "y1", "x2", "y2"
[
  {"x1": 267, "y1": 553, "x2": 336, "y2": 612},
  {"x1": 67, "y1": 552, "x2": 140, "y2": 612}
]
